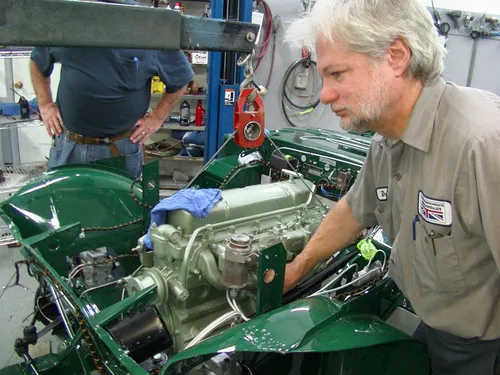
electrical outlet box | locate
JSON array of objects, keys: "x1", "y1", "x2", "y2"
[{"x1": 294, "y1": 68, "x2": 309, "y2": 90}]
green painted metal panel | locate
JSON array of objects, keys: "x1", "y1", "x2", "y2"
[
  {"x1": 256, "y1": 243, "x2": 287, "y2": 315},
  {"x1": 0, "y1": 164, "x2": 147, "y2": 273}
]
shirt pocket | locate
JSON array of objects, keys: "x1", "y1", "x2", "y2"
[
  {"x1": 116, "y1": 55, "x2": 145, "y2": 92},
  {"x1": 374, "y1": 206, "x2": 394, "y2": 244},
  {"x1": 412, "y1": 222, "x2": 465, "y2": 294}
]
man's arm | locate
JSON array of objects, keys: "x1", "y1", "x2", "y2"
[
  {"x1": 460, "y1": 133, "x2": 500, "y2": 272},
  {"x1": 30, "y1": 60, "x2": 63, "y2": 137},
  {"x1": 130, "y1": 84, "x2": 186, "y2": 145},
  {"x1": 284, "y1": 196, "x2": 363, "y2": 292}
]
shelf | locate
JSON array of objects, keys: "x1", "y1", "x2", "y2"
[
  {"x1": 146, "y1": 153, "x2": 202, "y2": 162},
  {"x1": 151, "y1": 93, "x2": 207, "y2": 100},
  {"x1": 182, "y1": 94, "x2": 207, "y2": 99},
  {"x1": 146, "y1": 156, "x2": 202, "y2": 164},
  {"x1": 159, "y1": 177, "x2": 188, "y2": 190},
  {"x1": 146, "y1": 153, "x2": 203, "y2": 162},
  {"x1": 160, "y1": 123, "x2": 205, "y2": 131},
  {"x1": 164, "y1": 156, "x2": 202, "y2": 162},
  {"x1": 0, "y1": 117, "x2": 44, "y2": 128},
  {"x1": 0, "y1": 51, "x2": 31, "y2": 59}
]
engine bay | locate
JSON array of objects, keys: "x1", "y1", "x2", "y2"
[{"x1": 0, "y1": 128, "x2": 428, "y2": 375}]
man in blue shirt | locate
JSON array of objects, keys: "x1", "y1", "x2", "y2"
[{"x1": 30, "y1": 47, "x2": 193, "y2": 177}]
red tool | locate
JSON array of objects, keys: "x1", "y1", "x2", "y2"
[{"x1": 233, "y1": 88, "x2": 265, "y2": 149}]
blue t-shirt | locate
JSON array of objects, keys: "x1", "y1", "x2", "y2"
[{"x1": 31, "y1": 47, "x2": 193, "y2": 137}]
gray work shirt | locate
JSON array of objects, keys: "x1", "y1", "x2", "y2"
[{"x1": 346, "y1": 78, "x2": 500, "y2": 340}]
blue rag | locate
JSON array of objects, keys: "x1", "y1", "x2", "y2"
[
  {"x1": 144, "y1": 188, "x2": 222, "y2": 249},
  {"x1": 0, "y1": 98, "x2": 39, "y2": 116}
]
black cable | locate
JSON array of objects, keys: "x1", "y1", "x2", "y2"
[
  {"x1": 281, "y1": 93, "x2": 298, "y2": 127},
  {"x1": 281, "y1": 57, "x2": 322, "y2": 127},
  {"x1": 282, "y1": 57, "x2": 320, "y2": 110},
  {"x1": 283, "y1": 250, "x2": 359, "y2": 304},
  {"x1": 439, "y1": 22, "x2": 451, "y2": 37}
]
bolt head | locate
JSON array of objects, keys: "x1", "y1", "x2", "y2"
[{"x1": 246, "y1": 32, "x2": 256, "y2": 42}]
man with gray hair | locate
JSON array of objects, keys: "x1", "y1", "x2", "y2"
[{"x1": 283, "y1": 0, "x2": 500, "y2": 373}]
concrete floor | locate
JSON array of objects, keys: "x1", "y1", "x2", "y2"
[{"x1": 0, "y1": 245, "x2": 58, "y2": 370}]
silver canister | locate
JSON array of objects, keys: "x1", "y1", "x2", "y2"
[{"x1": 222, "y1": 234, "x2": 252, "y2": 289}]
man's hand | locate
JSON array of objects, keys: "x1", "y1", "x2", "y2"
[
  {"x1": 283, "y1": 261, "x2": 304, "y2": 294},
  {"x1": 40, "y1": 103, "x2": 63, "y2": 137},
  {"x1": 130, "y1": 112, "x2": 164, "y2": 145},
  {"x1": 132, "y1": 85, "x2": 187, "y2": 145}
]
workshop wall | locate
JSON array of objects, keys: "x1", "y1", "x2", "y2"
[
  {"x1": 0, "y1": 60, "x2": 8, "y2": 100},
  {"x1": 256, "y1": 0, "x2": 500, "y2": 131},
  {"x1": 421, "y1": 0, "x2": 500, "y2": 15},
  {"x1": 0, "y1": 58, "x2": 61, "y2": 103},
  {"x1": 253, "y1": 0, "x2": 340, "y2": 131}
]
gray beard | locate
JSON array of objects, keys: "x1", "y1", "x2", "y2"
[
  {"x1": 340, "y1": 117, "x2": 371, "y2": 133},
  {"x1": 338, "y1": 70, "x2": 390, "y2": 133}
]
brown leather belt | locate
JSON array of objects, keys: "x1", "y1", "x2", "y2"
[{"x1": 66, "y1": 128, "x2": 134, "y2": 157}]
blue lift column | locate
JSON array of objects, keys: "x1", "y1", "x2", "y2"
[
  {"x1": 204, "y1": 0, "x2": 224, "y2": 163},
  {"x1": 205, "y1": 0, "x2": 254, "y2": 163}
]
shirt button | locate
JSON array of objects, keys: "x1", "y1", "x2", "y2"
[{"x1": 393, "y1": 173, "x2": 402, "y2": 181}]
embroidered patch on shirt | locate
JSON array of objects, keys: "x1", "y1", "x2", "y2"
[
  {"x1": 418, "y1": 191, "x2": 452, "y2": 226},
  {"x1": 376, "y1": 187, "x2": 388, "y2": 201}
]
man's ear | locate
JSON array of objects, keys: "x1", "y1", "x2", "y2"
[{"x1": 387, "y1": 37, "x2": 412, "y2": 78}]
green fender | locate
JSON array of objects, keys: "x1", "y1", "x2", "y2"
[
  {"x1": 1, "y1": 164, "x2": 142, "y2": 235},
  {"x1": 165, "y1": 295, "x2": 420, "y2": 369},
  {"x1": 0, "y1": 164, "x2": 155, "y2": 274}
]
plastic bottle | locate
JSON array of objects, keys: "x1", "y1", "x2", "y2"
[
  {"x1": 180, "y1": 100, "x2": 190, "y2": 126},
  {"x1": 151, "y1": 76, "x2": 164, "y2": 94},
  {"x1": 195, "y1": 100, "x2": 204, "y2": 126}
]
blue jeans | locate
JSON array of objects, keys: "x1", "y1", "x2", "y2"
[{"x1": 48, "y1": 132, "x2": 143, "y2": 178}]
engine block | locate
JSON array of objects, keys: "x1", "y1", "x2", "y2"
[{"x1": 124, "y1": 176, "x2": 325, "y2": 351}]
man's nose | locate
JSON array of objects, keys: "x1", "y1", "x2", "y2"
[{"x1": 320, "y1": 84, "x2": 340, "y2": 105}]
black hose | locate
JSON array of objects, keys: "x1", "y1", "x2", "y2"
[
  {"x1": 283, "y1": 250, "x2": 360, "y2": 304},
  {"x1": 281, "y1": 92, "x2": 298, "y2": 127},
  {"x1": 282, "y1": 57, "x2": 320, "y2": 110}
]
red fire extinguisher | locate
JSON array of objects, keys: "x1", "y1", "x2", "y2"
[{"x1": 195, "y1": 100, "x2": 205, "y2": 126}]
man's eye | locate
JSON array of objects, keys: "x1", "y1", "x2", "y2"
[{"x1": 331, "y1": 71, "x2": 343, "y2": 80}]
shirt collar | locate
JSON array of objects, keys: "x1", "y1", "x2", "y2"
[{"x1": 400, "y1": 78, "x2": 446, "y2": 153}]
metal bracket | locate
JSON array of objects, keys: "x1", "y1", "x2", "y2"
[
  {"x1": 141, "y1": 160, "x2": 160, "y2": 232},
  {"x1": 256, "y1": 243, "x2": 287, "y2": 315},
  {"x1": 0, "y1": 0, "x2": 259, "y2": 53}
]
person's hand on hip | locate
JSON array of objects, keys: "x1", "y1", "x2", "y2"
[
  {"x1": 130, "y1": 113, "x2": 164, "y2": 145},
  {"x1": 40, "y1": 102, "x2": 63, "y2": 137}
]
